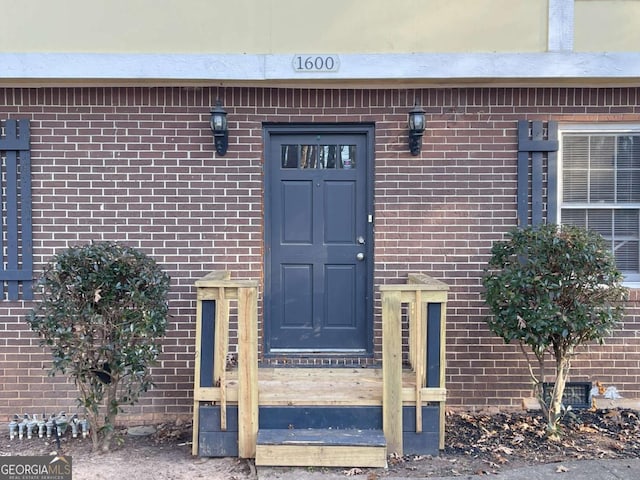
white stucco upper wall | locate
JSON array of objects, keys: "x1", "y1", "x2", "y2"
[
  {"x1": 1, "y1": 0, "x2": 639, "y2": 84},
  {"x1": 575, "y1": 0, "x2": 640, "y2": 52},
  {"x1": 1, "y1": 0, "x2": 548, "y2": 54}
]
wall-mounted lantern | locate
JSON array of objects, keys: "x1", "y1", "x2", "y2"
[
  {"x1": 408, "y1": 105, "x2": 426, "y2": 156},
  {"x1": 209, "y1": 100, "x2": 228, "y2": 156}
]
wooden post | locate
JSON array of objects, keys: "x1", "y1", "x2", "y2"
[
  {"x1": 409, "y1": 295, "x2": 417, "y2": 370},
  {"x1": 414, "y1": 290, "x2": 423, "y2": 434},
  {"x1": 403, "y1": 274, "x2": 450, "y2": 452},
  {"x1": 439, "y1": 298, "x2": 447, "y2": 450},
  {"x1": 192, "y1": 297, "x2": 204, "y2": 456},
  {"x1": 214, "y1": 287, "x2": 229, "y2": 431},
  {"x1": 382, "y1": 289, "x2": 403, "y2": 455},
  {"x1": 237, "y1": 286, "x2": 259, "y2": 458},
  {"x1": 191, "y1": 271, "x2": 232, "y2": 457}
]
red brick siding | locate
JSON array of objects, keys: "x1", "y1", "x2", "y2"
[{"x1": 0, "y1": 86, "x2": 639, "y2": 421}]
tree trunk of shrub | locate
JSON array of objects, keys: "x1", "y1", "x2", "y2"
[{"x1": 546, "y1": 355, "x2": 571, "y2": 436}]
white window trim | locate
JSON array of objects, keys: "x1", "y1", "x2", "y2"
[{"x1": 558, "y1": 123, "x2": 640, "y2": 287}]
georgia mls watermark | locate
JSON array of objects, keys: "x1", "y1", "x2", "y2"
[{"x1": 0, "y1": 456, "x2": 72, "y2": 480}]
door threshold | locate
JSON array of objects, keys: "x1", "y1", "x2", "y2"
[{"x1": 268, "y1": 349, "x2": 368, "y2": 355}]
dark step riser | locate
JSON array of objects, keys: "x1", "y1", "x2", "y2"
[{"x1": 198, "y1": 405, "x2": 441, "y2": 457}]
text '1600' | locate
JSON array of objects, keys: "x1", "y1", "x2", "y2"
[{"x1": 292, "y1": 55, "x2": 340, "y2": 73}]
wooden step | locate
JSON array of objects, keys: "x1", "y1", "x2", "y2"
[
  {"x1": 255, "y1": 428, "x2": 387, "y2": 468},
  {"x1": 195, "y1": 367, "x2": 447, "y2": 406}
]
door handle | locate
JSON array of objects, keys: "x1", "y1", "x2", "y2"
[{"x1": 356, "y1": 252, "x2": 365, "y2": 261}]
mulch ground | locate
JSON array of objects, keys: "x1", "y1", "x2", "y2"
[
  {"x1": 3, "y1": 408, "x2": 640, "y2": 479},
  {"x1": 444, "y1": 408, "x2": 640, "y2": 464}
]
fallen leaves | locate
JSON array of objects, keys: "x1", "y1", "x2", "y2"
[
  {"x1": 473, "y1": 468, "x2": 492, "y2": 475},
  {"x1": 357, "y1": 410, "x2": 640, "y2": 478},
  {"x1": 496, "y1": 445, "x2": 514, "y2": 455},
  {"x1": 150, "y1": 421, "x2": 192, "y2": 445},
  {"x1": 342, "y1": 467, "x2": 380, "y2": 479},
  {"x1": 446, "y1": 409, "x2": 640, "y2": 468},
  {"x1": 578, "y1": 424, "x2": 600, "y2": 434},
  {"x1": 343, "y1": 467, "x2": 363, "y2": 476}
]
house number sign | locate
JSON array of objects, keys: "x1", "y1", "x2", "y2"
[{"x1": 292, "y1": 55, "x2": 340, "y2": 73}]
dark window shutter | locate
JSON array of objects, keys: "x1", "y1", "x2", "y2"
[
  {"x1": 517, "y1": 120, "x2": 559, "y2": 227},
  {"x1": 0, "y1": 119, "x2": 33, "y2": 300}
]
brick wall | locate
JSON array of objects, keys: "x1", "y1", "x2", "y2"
[{"x1": 0, "y1": 86, "x2": 638, "y2": 422}]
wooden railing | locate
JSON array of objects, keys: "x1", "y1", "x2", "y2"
[
  {"x1": 380, "y1": 273, "x2": 449, "y2": 455},
  {"x1": 191, "y1": 271, "x2": 259, "y2": 458}
]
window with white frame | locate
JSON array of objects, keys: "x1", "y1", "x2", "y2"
[{"x1": 559, "y1": 125, "x2": 640, "y2": 284}]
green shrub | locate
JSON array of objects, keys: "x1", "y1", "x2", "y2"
[
  {"x1": 26, "y1": 242, "x2": 171, "y2": 452},
  {"x1": 483, "y1": 224, "x2": 627, "y2": 435}
]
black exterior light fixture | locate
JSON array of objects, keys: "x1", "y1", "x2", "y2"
[
  {"x1": 408, "y1": 105, "x2": 426, "y2": 156},
  {"x1": 210, "y1": 100, "x2": 228, "y2": 156}
]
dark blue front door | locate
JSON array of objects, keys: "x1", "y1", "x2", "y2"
[{"x1": 265, "y1": 125, "x2": 373, "y2": 354}]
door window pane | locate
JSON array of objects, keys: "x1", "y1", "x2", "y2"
[
  {"x1": 319, "y1": 145, "x2": 338, "y2": 168},
  {"x1": 299, "y1": 145, "x2": 318, "y2": 168},
  {"x1": 282, "y1": 145, "x2": 299, "y2": 168},
  {"x1": 282, "y1": 144, "x2": 356, "y2": 169},
  {"x1": 281, "y1": 144, "x2": 318, "y2": 168},
  {"x1": 339, "y1": 145, "x2": 356, "y2": 169}
]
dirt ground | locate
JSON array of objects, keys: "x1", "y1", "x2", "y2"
[{"x1": 2, "y1": 409, "x2": 639, "y2": 479}]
